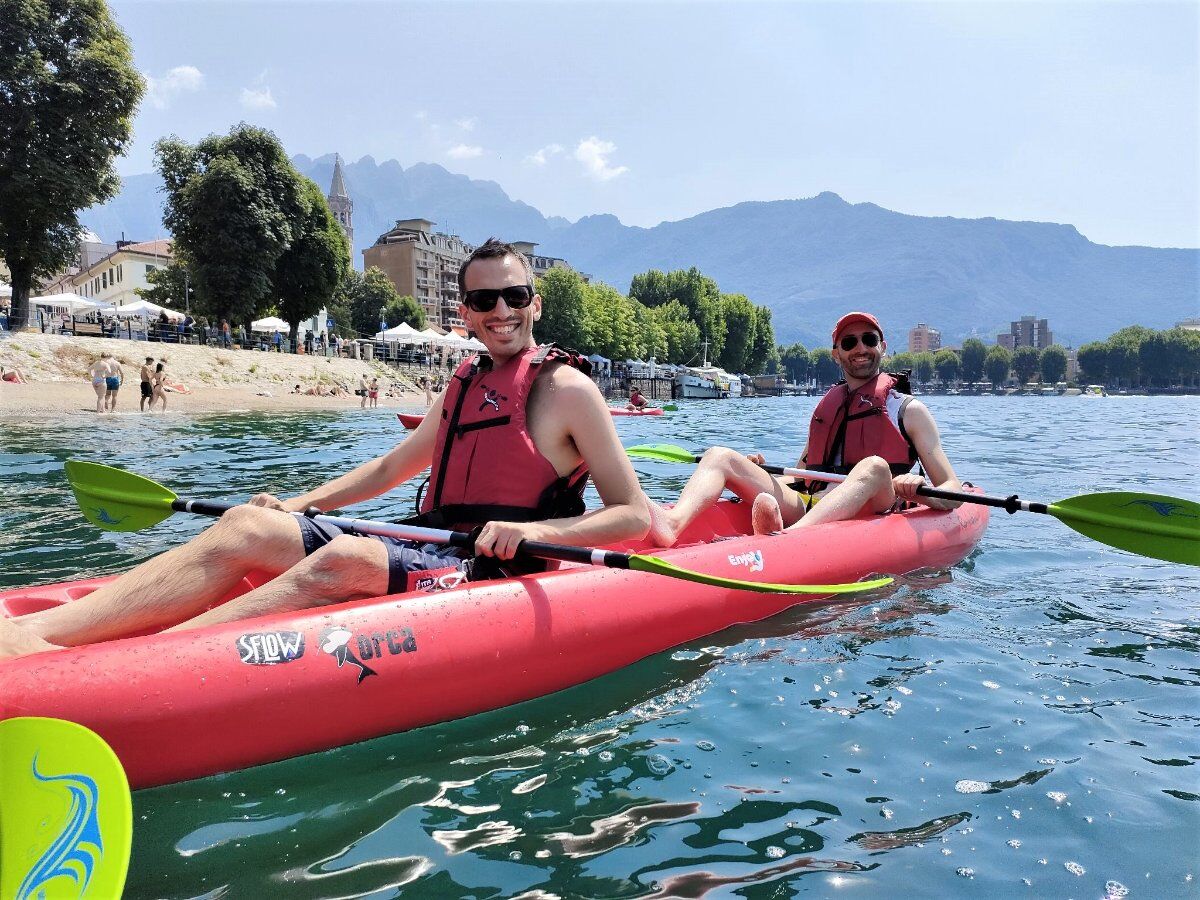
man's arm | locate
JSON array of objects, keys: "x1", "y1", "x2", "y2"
[
  {"x1": 895, "y1": 401, "x2": 962, "y2": 509},
  {"x1": 473, "y1": 366, "x2": 650, "y2": 559},
  {"x1": 253, "y1": 393, "x2": 446, "y2": 513}
]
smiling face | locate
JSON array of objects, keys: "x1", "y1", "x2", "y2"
[
  {"x1": 458, "y1": 254, "x2": 541, "y2": 363},
  {"x1": 832, "y1": 328, "x2": 886, "y2": 385}
]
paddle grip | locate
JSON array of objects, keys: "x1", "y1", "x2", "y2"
[{"x1": 517, "y1": 540, "x2": 629, "y2": 568}]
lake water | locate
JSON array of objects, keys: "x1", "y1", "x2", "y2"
[{"x1": 1, "y1": 397, "x2": 1197, "y2": 898}]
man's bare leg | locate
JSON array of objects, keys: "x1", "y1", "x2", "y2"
[
  {"x1": 16, "y1": 506, "x2": 307, "y2": 647},
  {"x1": 793, "y1": 456, "x2": 895, "y2": 528},
  {"x1": 0, "y1": 617, "x2": 60, "y2": 660},
  {"x1": 171, "y1": 535, "x2": 390, "y2": 631},
  {"x1": 646, "y1": 446, "x2": 808, "y2": 547}
]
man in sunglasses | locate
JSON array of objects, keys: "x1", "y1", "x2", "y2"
[
  {"x1": 7, "y1": 240, "x2": 650, "y2": 657},
  {"x1": 646, "y1": 311, "x2": 961, "y2": 547}
]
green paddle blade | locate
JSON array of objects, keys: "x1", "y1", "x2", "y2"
[
  {"x1": 65, "y1": 460, "x2": 178, "y2": 532},
  {"x1": 661, "y1": 404, "x2": 679, "y2": 412},
  {"x1": 0, "y1": 717, "x2": 132, "y2": 900},
  {"x1": 626, "y1": 443, "x2": 700, "y2": 464},
  {"x1": 1049, "y1": 491, "x2": 1200, "y2": 566},
  {"x1": 628, "y1": 553, "x2": 893, "y2": 594}
]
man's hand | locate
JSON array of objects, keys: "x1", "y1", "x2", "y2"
[
  {"x1": 891, "y1": 473, "x2": 926, "y2": 502},
  {"x1": 473, "y1": 521, "x2": 547, "y2": 560},
  {"x1": 745, "y1": 452, "x2": 767, "y2": 466},
  {"x1": 248, "y1": 493, "x2": 290, "y2": 511}
]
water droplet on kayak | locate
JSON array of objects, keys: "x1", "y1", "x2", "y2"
[
  {"x1": 647, "y1": 754, "x2": 674, "y2": 775},
  {"x1": 766, "y1": 845, "x2": 785, "y2": 859},
  {"x1": 696, "y1": 740, "x2": 716, "y2": 752}
]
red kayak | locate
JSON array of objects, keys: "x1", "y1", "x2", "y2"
[
  {"x1": 0, "y1": 498, "x2": 987, "y2": 788},
  {"x1": 399, "y1": 407, "x2": 662, "y2": 429}
]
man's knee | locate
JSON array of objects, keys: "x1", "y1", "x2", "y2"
[
  {"x1": 700, "y1": 446, "x2": 740, "y2": 471},
  {"x1": 301, "y1": 535, "x2": 385, "y2": 594},
  {"x1": 208, "y1": 504, "x2": 293, "y2": 547},
  {"x1": 854, "y1": 456, "x2": 893, "y2": 487}
]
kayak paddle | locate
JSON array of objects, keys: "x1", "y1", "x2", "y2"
[
  {"x1": 0, "y1": 717, "x2": 132, "y2": 900},
  {"x1": 64, "y1": 460, "x2": 892, "y2": 595},
  {"x1": 626, "y1": 443, "x2": 1200, "y2": 567}
]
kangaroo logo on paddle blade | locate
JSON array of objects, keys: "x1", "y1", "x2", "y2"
[
  {"x1": 1120, "y1": 499, "x2": 1197, "y2": 519},
  {"x1": 91, "y1": 507, "x2": 126, "y2": 526}
]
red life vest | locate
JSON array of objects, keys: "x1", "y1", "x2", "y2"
[
  {"x1": 805, "y1": 372, "x2": 918, "y2": 477},
  {"x1": 418, "y1": 344, "x2": 592, "y2": 531}
]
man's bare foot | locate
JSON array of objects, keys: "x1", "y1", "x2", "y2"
[
  {"x1": 751, "y1": 492, "x2": 784, "y2": 535},
  {"x1": 645, "y1": 497, "x2": 680, "y2": 548},
  {"x1": 0, "y1": 618, "x2": 61, "y2": 660}
]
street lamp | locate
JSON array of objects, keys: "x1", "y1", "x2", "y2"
[{"x1": 379, "y1": 305, "x2": 387, "y2": 334}]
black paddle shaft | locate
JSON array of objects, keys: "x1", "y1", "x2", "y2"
[{"x1": 169, "y1": 499, "x2": 626, "y2": 566}]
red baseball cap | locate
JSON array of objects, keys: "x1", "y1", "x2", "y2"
[{"x1": 832, "y1": 312, "x2": 884, "y2": 345}]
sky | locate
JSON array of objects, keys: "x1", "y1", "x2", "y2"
[{"x1": 112, "y1": 0, "x2": 1199, "y2": 249}]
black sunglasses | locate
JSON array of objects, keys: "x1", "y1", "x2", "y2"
[
  {"x1": 838, "y1": 331, "x2": 880, "y2": 352},
  {"x1": 462, "y1": 284, "x2": 535, "y2": 313}
]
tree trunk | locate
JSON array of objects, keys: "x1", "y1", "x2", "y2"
[{"x1": 8, "y1": 259, "x2": 34, "y2": 330}]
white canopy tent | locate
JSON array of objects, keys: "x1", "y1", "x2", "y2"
[
  {"x1": 35, "y1": 293, "x2": 98, "y2": 312},
  {"x1": 114, "y1": 300, "x2": 184, "y2": 322},
  {"x1": 373, "y1": 322, "x2": 423, "y2": 343},
  {"x1": 416, "y1": 327, "x2": 454, "y2": 346},
  {"x1": 0, "y1": 282, "x2": 12, "y2": 299},
  {"x1": 251, "y1": 316, "x2": 290, "y2": 333}
]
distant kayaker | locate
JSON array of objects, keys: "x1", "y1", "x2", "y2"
[
  {"x1": 5, "y1": 239, "x2": 649, "y2": 656},
  {"x1": 626, "y1": 387, "x2": 648, "y2": 411},
  {"x1": 646, "y1": 311, "x2": 962, "y2": 546}
]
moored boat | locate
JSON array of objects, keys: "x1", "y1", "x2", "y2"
[{"x1": 0, "y1": 497, "x2": 987, "y2": 788}]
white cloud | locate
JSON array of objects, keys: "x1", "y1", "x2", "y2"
[
  {"x1": 447, "y1": 144, "x2": 483, "y2": 159},
  {"x1": 455, "y1": 117, "x2": 477, "y2": 132},
  {"x1": 574, "y1": 137, "x2": 629, "y2": 181},
  {"x1": 240, "y1": 86, "x2": 276, "y2": 110},
  {"x1": 526, "y1": 143, "x2": 564, "y2": 166},
  {"x1": 143, "y1": 65, "x2": 204, "y2": 109},
  {"x1": 414, "y1": 110, "x2": 428, "y2": 121}
]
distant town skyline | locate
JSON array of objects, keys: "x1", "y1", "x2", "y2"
[{"x1": 109, "y1": 1, "x2": 1198, "y2": 249}]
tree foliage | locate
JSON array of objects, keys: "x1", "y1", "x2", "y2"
[
  {"x1": 886, "y1": 351, "x2": 916, "y2": 374},
  {"x1": 984, "y1": 346, "x2": 1012, "y2": 390},
  {"x1": 651, "y1": 299, "x2": 701, "y2": 364},
  {"x1": 383, "y1": 295, "x2": 425, "y2": 330},
  {"x1": 960, "y1": 338, "x2": 987, "y2": 386},
  {"x1": 810, "y1": 347, "x2": 840, "y2": 386},
  {"x1": 1076, "y1": 342, "x2": 1108, "y2": 384},
  {"x1": 913, "y1": 352, "x2": 936, "y2": 386},
  {"x1": 746, "y1": 306, "x2": 778, "y2": 375},
  {"x1": 136, "y1": 258, "x2": 192, "y2": 310},
  {"x1": 534, "y1": 266, "x2": 588, "y2": 349},
  {"x1": 718, "y1": 293, "x2": 756, "y2": 373},
  {"x1": 343, "y1": 267, "x2": 404, "y2": 336},
  {"x1": 934, "y1": 349, "x2": 961, "y2": 385},
  {"x1": 0, "y1": 0, "x2": 143, "y2": 327},
  {"x1": 779, "y1": 343, "x2": 810, "y2": 383},
  {"x1": 1011, "y1": 345, "x2": 1041, "y2": 384},
  {"x1": 274, "y1": 176, "x2": 351, "y2": 337},
  {"x1": 629, "y1": 267, "x2": 725, "y2": 362},
  {"x1": 1039, "y1": 345, "x2": 1068, "y2": 384}
]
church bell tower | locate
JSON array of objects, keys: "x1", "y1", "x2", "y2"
[{"x1": 327, "y1": 154, "x2": 354, "y2": 251}]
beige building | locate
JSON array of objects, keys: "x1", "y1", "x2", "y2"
[
  {"x1": 908, "y1": 323, "x2": 941, "y2": 353},
  {"x1": 68, "y1": 240, "x2": 174, "y2": 307},
  {"x1": 998, "y1": 315, "x2": 1053, "y2": 350},
  {"x1": 364, "y1": 223, "x2": 584, "y2": 330}
]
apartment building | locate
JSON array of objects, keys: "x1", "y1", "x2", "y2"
[
  {"x1": 998, "y1": 315, "x2": 1053, "y2": 350},
  {"x1": 908, "y1": 323, "x2": 941, "y2": 353},
  {"x1": 71, "y1": 240, "x2": 174, "y2": 307}
]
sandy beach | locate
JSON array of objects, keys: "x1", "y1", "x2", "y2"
[{"x1": 0, "y1": 333, "x2": 432, "y2": 416}]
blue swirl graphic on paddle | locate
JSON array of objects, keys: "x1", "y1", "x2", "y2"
[
  {"x1": 16, "y1": 756, "x2": 104, "y2": 900},
  {"x1": 1121, "y1": 499, "x2": 1197, "y2": 519},
  {"x1": 90, "y1": 507, "x2": 126, "y2": 526}
]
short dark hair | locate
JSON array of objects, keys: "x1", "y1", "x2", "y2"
[{"x1": 457, "y1": 237, "x2": 534, "y2": 294}]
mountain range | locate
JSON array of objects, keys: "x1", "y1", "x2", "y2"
[{"x1": 81, "y1": 153, "x2": 1198, "y2": 348}]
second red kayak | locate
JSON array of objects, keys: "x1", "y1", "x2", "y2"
[{"x1": 398, "y1": 407, "x2": 663, "y2": 429}]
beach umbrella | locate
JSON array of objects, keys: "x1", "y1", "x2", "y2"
[
  {"x1": 114, "y1": 300, "x2": 184, "y2": 321},
  {"x1": 35, "y1": 292, "x2": 99, "y2": 312},
  {"x1": 251, "y1": 316, "x2": 290, "y2": 333}
]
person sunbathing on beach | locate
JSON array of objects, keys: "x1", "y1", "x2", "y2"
[
  {"x1": 3, "y1": 238, "x2": 650, "y2": 660},
  {"x1": 646, "y1": 312, "x2": 961, "y2": 547},
  {"x1": 1, "y1": 365, "x2": 28, "y2": 384}
]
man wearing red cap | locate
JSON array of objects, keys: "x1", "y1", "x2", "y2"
[{"x1": 646, "y1": 311, "x2": 961, "y2": 546}]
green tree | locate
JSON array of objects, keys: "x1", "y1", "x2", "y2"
[
  {"x1": 345, "y1": 267, "x2": 402, "y2": 337},
  {"x1": 1011, "y1": 345, "x2": 1041, "y2": 385},
  {"x1": 383, "y1": 295, "x2": 425, "y2": 330},
  {"x1": 934, "y1": 349, "x2": 961, "y2": 387},
  {"x1": 811, "y1": 347, "x2": 840, "y2": 386},
  {"x1": 136, "y1": 258, "x2": 193, "y2": 310},
  {"x1": 718, "y1": 293, "x2": 756, "y2": 373},
  {"x1": 630, "y1": 300, "x2": 668, "y2": 361},
  {"x1": 0, "y1": 0, "x2": 143, "y2": 328},
  {"x1": 746, "y1": 306, "x2": 777, "y2": 375},
  {"x1": 156, "y1": 125, "x2": 305, "y2": 325},
  {"x1": 960, "y1": 338, "x2": 987, "y2": 388},
  {"x1": 583, "y1": 282, "x2": 639, "y2": 360},
  {"x1": 984, "y1": 345, "x2": 1012, "y2": 390},
  {"x1": 629, "y1": 267, "x2": 724, "y2": 362},
  {"x1": 913, "y1": 352, "x2": 936, "y2": 386},
  {"x1": 1106, "y1": 340, "x2": 1139, "y2": 389},
  {"x1": 534, "y1": 266, "x2": 588, "y2": 349},
  {"x1": 1076, "y1": 342, "x2": 1108, "y2": 385},
  {"x1": 274, "y1": 177, "x2": 351, "y2": 340},
  {"x1": 779, "y1": 343, "x2": 810, "y2": 383},
  {"x1": 652, "y1": 300, "x2": 701, "y2": 364},
  {"x1": 1039, "y1": 345, "x2": 1068, "y2": 385},
  {"x1": 886, "y1": 351, "x2": 916, "y2": 374}
]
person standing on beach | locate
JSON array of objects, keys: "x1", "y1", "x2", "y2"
[
  {"x1": 139, "y1": 357, "x2": 155, "y2": 412},
  {"x1": 103, "y1": 356, "x2": 123, "y2": 412},
  {"x1": 152, "y1": 360, "x2": 169, "y2": 412},
  {"x1": 272, "y1": 329, "x2": 283, "y2": 353},
  {"x1": 368, "y1": 376, "x2": 379, "y2": 408},
  {"x1": 220, "y1": 319, "x2": 232, "y2": 350},
  {"x1": 4, "y1": 238, "x2": 649, "y2": 657},
  {"x1": 358, "y1": 374, "x2": 369, "y2": 408},
  {"x1": 646, "y1": 311, "x2": 962, "y2": 546},
  {"x1": 87, "y1": 355, "x2": 109, "y2": 413}
]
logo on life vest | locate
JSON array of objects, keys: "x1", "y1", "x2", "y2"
[
  {"x1": 237, "y1": 630, "x2": 305, "y2": 665},
  {"x1": 478, "y1": 383, "x2": 508, "y2": 412},
  {"x1": 319, "y1": 625, "x2": 418, "y2": 684},
  {"x1": 858, "y1": 393, "x2": 873, "y2": 407},
  {"x1": 728, "y1": 549, "x2": 765, "y2": 572}
]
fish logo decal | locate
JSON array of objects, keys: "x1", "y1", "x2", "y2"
[
  {"x1": 90, "y1": 507, "x2": 126, "y2": 526},
  {"x1": 320, "y1": 627, "x2": 377, "y2": 683},
  {"x1": 17, "y1": 758, "x2": 104, "y2": 900},
  {"x1": 1120, "y1": 499, "x2": 1198, "y2": 519}
]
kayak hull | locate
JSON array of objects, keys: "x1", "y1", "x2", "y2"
[
  {"x1": 397, "y1": 408, "x2": 662, "y2": 428},
  {"x1": 0, "y1": 498, "x2": 987, "y2": 788}
]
